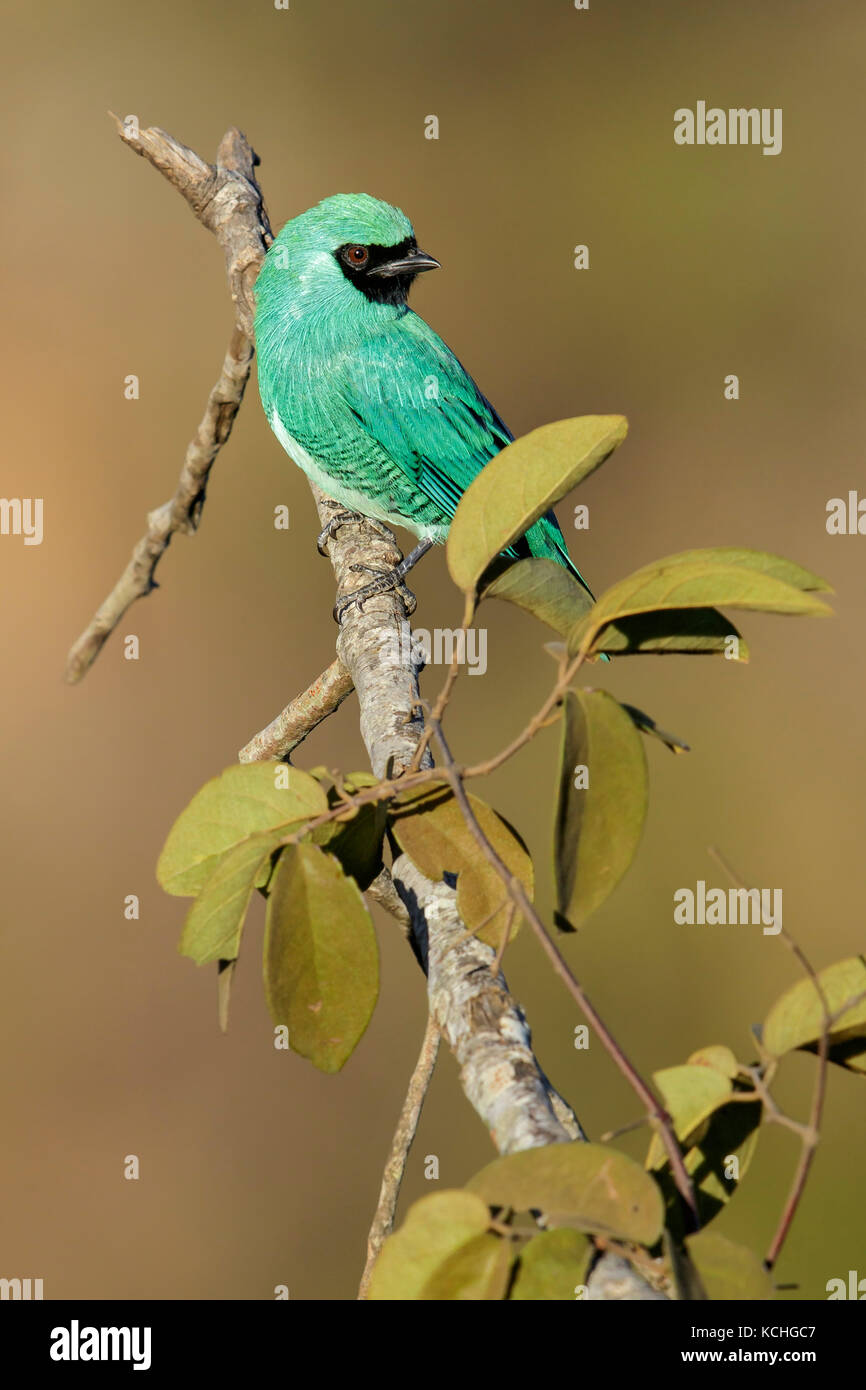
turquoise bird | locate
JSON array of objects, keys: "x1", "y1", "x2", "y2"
[{"x1": 254, "y1": 193, "x2": 596, "y2": 618}]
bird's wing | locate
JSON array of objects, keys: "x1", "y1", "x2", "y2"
[
  {"x1": 333, "y1": 310, "x2": 513, "y2": 522},
  {"x1": 330, "y1": 313, "x2": 593, "y2": 590}
]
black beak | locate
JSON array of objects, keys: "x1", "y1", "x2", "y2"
[{"x1": 369, "y1": 248, "x2": 441, "y2": 278}]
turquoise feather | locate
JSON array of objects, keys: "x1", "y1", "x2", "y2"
[{"x1": 255, "y1": 193, "x2": 594, "y2": 598}]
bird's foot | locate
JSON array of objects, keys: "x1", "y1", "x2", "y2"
[
  {"x1": 316, "y1": 511, "x2": 397, "y2": 556},
  {"x1": 333, "y1": 563, "x2": 418, "y2": 623},
  {"x1": 332, "y1": 539, "x2": 434, "y2": 624}
]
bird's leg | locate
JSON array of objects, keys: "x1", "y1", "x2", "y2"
[
  {"x1": 334, "y1": 539, "x2": 434, "y2": 624},
  {"x1": 316, "y1": 510, "x2": 397, "y2": 556}
]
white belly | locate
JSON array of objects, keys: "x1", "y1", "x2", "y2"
[{"x1": 269, "y1": 408, "x2": 445, "y2": 542}]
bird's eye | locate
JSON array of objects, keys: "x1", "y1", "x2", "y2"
[{"x1": 342, "y1": 244, "x2": 369, "y2": 268}]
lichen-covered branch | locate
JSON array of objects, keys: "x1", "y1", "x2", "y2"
[
  {"x1": 394, "y1": 857, "x2": 584, "y2": 1151},
  {"x1": 310, "y1": 488, "x2": 429, "y2": 778},
  {"x1": 303, "y1": 487, "x2": 586, "y2": 1149},
  {"x1": 65, "y1": 121, "x2": 271, "y2": 684},
  {"x1": 65, "y1": 327, "x2": 254, "y2": 683}
]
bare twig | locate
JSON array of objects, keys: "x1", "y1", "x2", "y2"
[
  {"x1": 65, "y1": 120, "x2": 272, "y2": 683},
  {"x1": 707, "y1": 847, "x2": 831, "y2": 1271},
  {"x1": 765, "y1": 1041, "x2": 826, "y2": 1267},
  {"x1": 239, "y1": 658, "x2": 354, "y2": 762},
  {"x1": 357, "y1": 1013, "x2": 441, "y2": 1299},
  {"x1": 365, "y1": 866, "x2": 412, "y2": 935},
  {"x1": 732, "y1": 1067, "x2": 811, "y2": 1141},
  {"x1": 109, "y1": 118, "x2": 272, "y2": 338},
  {"x1": 65, "y1": 329, "x2": 255, "y2": 683}
]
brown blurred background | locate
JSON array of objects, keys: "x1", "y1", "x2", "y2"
[{"x1": 1, "y1": 0, "x2": 864, "y2": 1300}]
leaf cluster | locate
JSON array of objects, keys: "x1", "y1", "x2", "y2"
[{"x1": 155, "y1": 414, "x2": 852, "y2": 1296}]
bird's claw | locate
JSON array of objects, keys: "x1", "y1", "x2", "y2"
[
  {"x1": 316, "y1": 512, "x2": 397, "y2": 556},
  {"x1": 316, "y1": 511, "x2": 358, "y2": 556},
  {"x1": 333, "y1": 563, "x2": 417, "y2": 624}
]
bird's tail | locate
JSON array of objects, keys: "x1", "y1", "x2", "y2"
[
  {"x1": 522, "y1": 510, "x2": 596, "y2": 602},
  {"x1": 519, "y1": 511, "x2": 610, "y2": 661}
]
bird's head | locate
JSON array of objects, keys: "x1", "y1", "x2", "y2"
[{"x1": 255, "y1": 193, "x2": 440, "y2": 332}]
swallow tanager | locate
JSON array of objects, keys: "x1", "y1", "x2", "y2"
[{"x1": 254, "y1": 193, "x2": 595, "y2": 614}]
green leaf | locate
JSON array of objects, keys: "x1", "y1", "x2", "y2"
[
  {"x1": 263, "y1": 843, "x2": 378, "y2": 1073},
  {"x1": 447, "y1": 415, "x2": 628, "y2": 593},
  {"x1": 482, "y1": 558, "x2": 596, "y2": 636},
  {"x1": 762, "y1": 956, "x2": 866, "y2": 1073},
  {"x1": 510, "y1": 1228, "x2": 593, "y2": 1300},
  {"x1": 466, "y1": 1141, "x2": 664, "y2": 1246},
  {"x1": 596, "y1": 608, "x2": 748, "y2": 659},
  {"x1": 419, "y1": 1233, "x2": 513, "y2": 1300},
  {"x1": 158, "y1": 764, "x2": 328, "y2": 897},
  {"x1": 338, "y1": 771, "x2": 381, "y2": 793},
  {"x1": 622, "y1": 704, "x2": 691, "y2": 754},
  {"x1": 650, "y1": 1061, "x2": 733, "y2": 1150},
  {"x1": 179, "y1": 830, "x2": 287, "y2": 965},
  {"x1": 311, "y1": 798, "x2": 387, "y2": 890},
  {"x1": 650, "y1": 547, "x2": 831, "y2": 593},
  {"x1": 367, "y1": 1191, "x2": 491, "y2": 1301},
  {"x1": 390, "y1": 785, "x2": 532, "y2": 947},
  {"x1": 646, "y1": 1066, "x2": 733, "y2": 1163},
  {"x1": 685, "y1": 1231, "x2": 774, "y2": 1301},
  {"x1": 650, "y1": 1077, "x2": 762, "y2": 1236},
  {"x1": 568, "y1": 549, "x2": 832, "y2": 658},
  {"x1": 554, "y1": 690, "x2": 648, "y2": 928},
  {"x1": 688, "y1": 1102, "x2": 761, "y2": 1223},
  {"x1": 686, "y1": 1044, "x2": 740, "y2": 1079}
]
